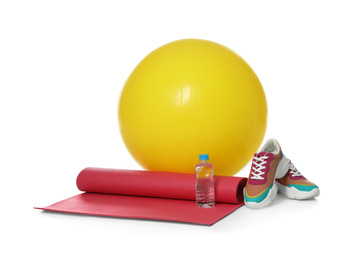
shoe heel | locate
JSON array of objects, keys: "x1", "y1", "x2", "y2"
[{"x1": 275, "y1": 154, "x2": 289, "y2": 179}]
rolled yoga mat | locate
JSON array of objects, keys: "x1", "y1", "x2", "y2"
[{"x1": 35, "y1": 168, "x2": 247, "y2": 225}]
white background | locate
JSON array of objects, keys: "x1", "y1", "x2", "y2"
[{"x1": 1, "y1": 1, "x2": 357, "y2": 259}]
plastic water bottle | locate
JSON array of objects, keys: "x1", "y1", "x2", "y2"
[{"x1": 195, "y1": 154, "x2": 215, "y2": 208}]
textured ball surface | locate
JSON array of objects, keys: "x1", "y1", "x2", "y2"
[{"x1": 118, "y1": 39, "x2": 267, "y2": 176}]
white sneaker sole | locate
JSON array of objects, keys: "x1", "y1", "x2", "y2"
[
  {"x1": 276, "y1": 181, "x2": 320, "y2": 200},
  {"x1": 244, "y1": 184, "x2": 278, "y2": 209}
]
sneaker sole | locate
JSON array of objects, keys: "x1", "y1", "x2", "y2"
[
  {"x1": 276, "y1": 181, "x2": 320, "y2": 200},
  {"x1": 244, "y1": 184, "x2": 278, "y2": 209}
]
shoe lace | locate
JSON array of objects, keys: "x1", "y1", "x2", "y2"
[
  {"x1": 289, "y1": 162, "x2": 302, "y2": 177},
  {"x1": 251, "y1": 155, "x2": 269, "y2": 180}
]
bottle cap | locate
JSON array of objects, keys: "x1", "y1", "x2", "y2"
[{"x1": 199, "y1": 154, "x2": 209, "y2": 161}]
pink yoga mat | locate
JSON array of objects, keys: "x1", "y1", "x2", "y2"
[{"x1": 35, "y1": 168, "x2": 247, "y2": 225}]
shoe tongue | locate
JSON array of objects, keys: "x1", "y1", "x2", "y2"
[{"x1": 257, "y1": 151, "x2": 270, "y2": 157}]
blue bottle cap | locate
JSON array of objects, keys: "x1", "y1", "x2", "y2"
[{"x1": 199, "y1": 154, "x2": 209, "y2": 161}]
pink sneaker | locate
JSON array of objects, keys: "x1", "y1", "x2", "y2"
[
  {"x1": 244, "y1": 139, "x2": 290, "y2": 208},
  {"x1": 276, "y1": 161, "x2": 320, "y2": 200}
]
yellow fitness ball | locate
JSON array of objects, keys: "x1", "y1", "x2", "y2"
[{"x1": 118, "y1": 39, "x2": 267, "y2": 176}]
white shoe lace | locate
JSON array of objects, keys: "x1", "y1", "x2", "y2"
[
  {"x1": 250, "y1": 155, "x2": 269, "y2": 180},
  {"x1": 289, "y1": 162, "x2": 302, "y2": 177}
]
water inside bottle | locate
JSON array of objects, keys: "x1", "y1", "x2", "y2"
[{"x1": 195, "y1": 163, "x2": 215, "y2": 208}]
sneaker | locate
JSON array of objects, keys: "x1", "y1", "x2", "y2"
[
  {"x1": 244, "y1": 139, "x2": 290, "y2": 208},
  {"x1": 275, "y1": 161, "x2": 320, "y2": 200}
]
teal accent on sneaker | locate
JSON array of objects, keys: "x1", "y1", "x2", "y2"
[
  {"x1": 288, "y1": 184, "x2": 319, "y2": 192},
  {"x1": 244, "y1": 185, "x2": 273, "y2": 203}
]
